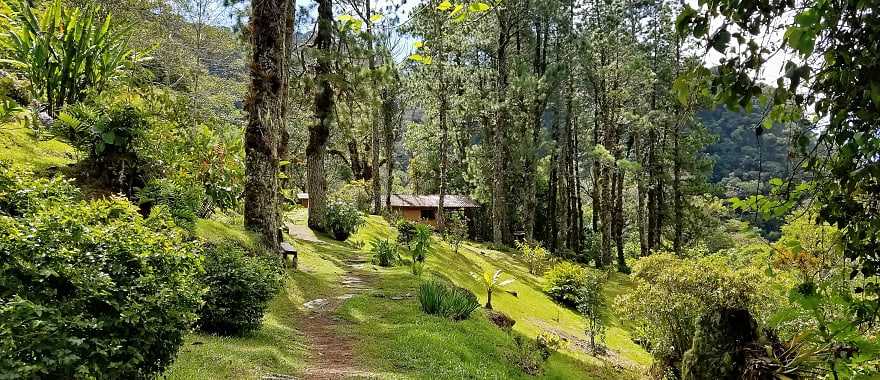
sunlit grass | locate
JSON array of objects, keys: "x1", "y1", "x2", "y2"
[{"x1": 0, "y1": 121, "x2": 74, "y2": 170}]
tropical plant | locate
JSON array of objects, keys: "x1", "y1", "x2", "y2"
[
  {"x1": 198, "y1": 240, "x2": 282, "y2": 336},
  {"x1": 472, "y1": 269, "x2": 516, "y2": 310},
  {"x1": 418, "y1": 280, "x2": 480, "y2": 320},
  {"x1": 411, "y1": 222, "x2": 433, "y2": 262},
  {"x1": 370, "y1": 237, "x2": 398, "y2": 267},
  {"x1": 0, "y1": 0, "x2": 135, "y2": 115},
  {"x1": 325, "y1": 201, "x2": 364, "y2": 241}
]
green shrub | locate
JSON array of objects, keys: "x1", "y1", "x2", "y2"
[
  {"x1": 197, "y1": 240, "x2": 282, "y2": 336},
  {"x1": 371, "y1": 238, "x2": 398, "y2": 267},
  {"x1": 0, "y1": 164, "x2": 79, "y2": 216},
  {"x1": 576, "y1": 273, "x2": 607, "y2": 353},
  {"x1": 443, "y1": 210, "x2": 468, "y2": 253},
  {"x1": 544, "y1": 262, "x2": 594, "y2": 308},
  {"x1": 137, "y1": 176, "x2": 205, "y2": 231},
  {"x1": 418, "y1": 280, "x2": 480, "y2": 321},
  {"x1": 396, "y1": 219, "x2": 416, "y2": 248},
  {"x1": 54, "y1": 99, "x2": 149, "y2": 192},
  {"x1": 330, "y1": 180, "x2": 371, "y2": 212},
  {"x1": 615, "y1": 253, "x2": 767, "y2": 370},
  {"x1": 516, "y1": 240, "x2": 550, "y2": 275},
  {"x1": 411, "y1": 223, "x2": 433, "y2": 262},
  {"x1": 507, "y1": 334, "x2": 560, "y2": 376},
  {"x1": 0, "y1": 197, "x2": 203, "y2": 379},
  {"x1": 325, "y1": 201, "x2": 364, "y2": 240}
]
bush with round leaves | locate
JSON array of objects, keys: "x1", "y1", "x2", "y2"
[
  {"x1": 325, "y1": 201, "x2": 364, "y2": 240},
  {"x1": 197, "y1": 240, "x2": 283, "y2": 336},
  {"x1": 0, "y1": 196, "x2": 203, "y2": 379},
  {"x1": 0, "y1": 163, "x2": 80, "y2": 217}
]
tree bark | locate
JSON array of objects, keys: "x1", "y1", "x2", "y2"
[
  {"x1": 382, "y1": 86, "x2": 395, "y2": 210},
  {"x1": 307, "y1": 0, "x2": 333, "y2": 231},
  {"x1": 492, "y1": 8, "x2": 511, "y2": 245},
  {"x1": 366, "y1": 0, "x2": 381, "y2": 215},
  {"x1": 244, "y1": 0, "x2": 293, "y2": 251}
]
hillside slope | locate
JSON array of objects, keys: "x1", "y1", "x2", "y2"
[{"x1": 169, "y1": 213, "x2": 651, "y2": 379}]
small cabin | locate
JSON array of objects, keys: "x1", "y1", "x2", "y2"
[
  {"x1": 389, "y1": 194, "x2": 481, "y2": 226},
  {"x1": 296, "y1": 193, "x2": 309, "y2": 208}
]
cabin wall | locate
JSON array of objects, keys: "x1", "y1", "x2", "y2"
[{"x1": 394, "y1": 207, "x2": 437, "y2": 226}]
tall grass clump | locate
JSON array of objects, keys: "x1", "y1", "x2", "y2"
[{"x1": 418, "y1": 280, "x2": 479, "y2": 321}]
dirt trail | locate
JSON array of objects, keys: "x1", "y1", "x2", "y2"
[{"x1": 298, "y1": 256, "x2": 378, "y2": 380}]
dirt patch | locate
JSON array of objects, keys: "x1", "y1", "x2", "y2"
[
  {"x1": 298, "y1": 262, "x2": 381, "y2": 379},
  {"x1": 286, "y1": 222, "x2": 323, "y2": 243}
]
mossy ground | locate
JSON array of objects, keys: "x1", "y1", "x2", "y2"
[{"x1": 0, "y1": 121, "x2": 74, "y2": 170}]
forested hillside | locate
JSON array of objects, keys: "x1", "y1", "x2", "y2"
[{"x1": 1, "y1": 0, "x2": 878, "y2": 379}]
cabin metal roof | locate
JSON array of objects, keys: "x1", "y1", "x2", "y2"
[
  {"x1": 295, "y1": 193, "x2": 480, "y2": 208},
  {"x1": 390, "y1": 194, "x2": 480, "y2": 208}
]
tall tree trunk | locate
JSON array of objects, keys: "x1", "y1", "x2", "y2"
[
  {"x1": 673, "y1": 122, "x2": 683, "y2": 256},
  {"x1": 307, "y1": 0, "x2": 333, "y2": 231},
  {"x1": 367, "y1": 0, "x2": 381, "y2": 215},
  {"x1": 614, "y1": 170, "x2": 626, "y2": 272},
  {"x1": 244, "y1": 0, "x2": 292, "y2": 251},
  {"x1": 435, "y1": 24, "x2": 448, "y2": 232},
  {"x1": 382, "y1": 86, "x2": 395, "y2": 210},
  {"x1": 636, "y1": 133, "x2": 648, "y2": 257},
  {"x1": 493, "y1": 9, "x2": 510, "y2": 245},
  {"x1": 524, "y1": 15, "x2": 545, "y2": 242}
]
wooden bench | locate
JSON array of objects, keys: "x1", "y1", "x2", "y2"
[{"x1": 280, "y1": 241, "x2": 297, "y2": 269}]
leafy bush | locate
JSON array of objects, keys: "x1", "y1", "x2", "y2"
[
  {"x1": 411, "y1": 223, "x2": 433, "y2": 262},
  {"x1": 325, "y1": 201, "x2": 364, "y2": 241},
  {"x1": 0, "y1": 196, "x2": 203, "y2": 379},
  {"x1": 197, "y1": 240, "x2": 282, "y2": 336},
  {"x1": 54, "y1": 98, "x2": 149, "y2": 192},
  {"x1": 516, "y1": 240, "x2": 550, "y2": 275},
  {"x1": 331, "y1": 180, "x2": 372, "y2": 212},
  {"x1": 396, "y1": 219, "x2": 416, "y2": 248},
  {"x1": 137, "y1": 176, "x2": 206, "y2": 231},
  {"x1": 615, "y1": 253, "x2": 767, "y2": 370},
  {"x1": 507, "y1": 334, "x2": 560, "y2": 376},
  {"x1": 418, "y1": 280, "x2": 480, "y2": 321},
  {"x1": 544, "y1": 262, "x2": 595, "y2": 308},
  {"x1": 371, "y1": 238, "x2": 398, "y2": 267},
  {"x1": 0, "y1": 164, "x2": 79, "y2": 216},
  {"x1": 576, "y1": 273, "x2": 607, "y2": 353}
]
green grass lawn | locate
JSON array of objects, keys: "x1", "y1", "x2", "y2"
[
  {"x1": 170, "y1": 212, "x2": 651, "y2": 379},
  {"x1": 0, "y1": 122, "x2": 74, "y2": 170},
  {"x1": 336, "y1": 215, "x2": 650, "y2": 379}
]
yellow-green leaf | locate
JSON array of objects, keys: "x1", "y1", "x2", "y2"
[
  {"x1": 370, "y1": 14, "x2": 383, "y2": 23},
  {"x1": 469, "y1": 2, "x2": 490, "y2": 12},
  {"x1": 437, "y1": 1, "x2": 453, "y2": 11}
]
